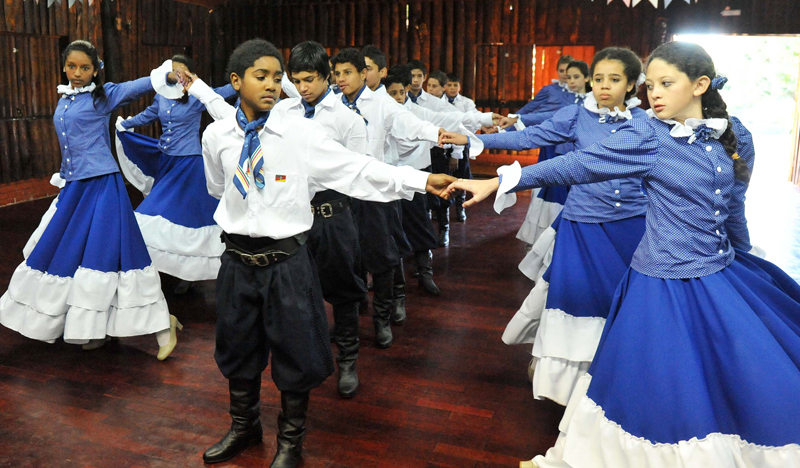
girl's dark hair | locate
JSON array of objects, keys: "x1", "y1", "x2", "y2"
[
  {"x1": 567, "y1": 60, "x2": 591, "y2": 92},
  {"x1": 362, "y1": 45, "x2": 387, "y2": 70},
  {"x1": 226, "y1": 39, "x2": 284, "y2": 80},
  {"x1": 647, "y1": 41, "x2": 749, "y2": 183},
  {"x1": 171, "y1": 54, "x2": 194, "y2": 104},
  {"x1": 590, "y1": 47, "x2": 642, "y2": 100},
  {"x1": 556, "y1": 55, "x2": 574, "y2": 67},
  {"x1": 288, "y1": 41, "x2": 330, "y2": 80},
  {"x1": 331, "y1": 48, "x2": 367, "y2": 72},
  {"x1": 62, "y1": 40, "x2": 106, "y2": 103},
  {"x1": 383, "y1": 65, "x2": 411, "y2": 88}
]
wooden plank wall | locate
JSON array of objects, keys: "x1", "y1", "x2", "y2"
[{"x1": 0, "y1": 0, "x2": 214, "y2": 186}]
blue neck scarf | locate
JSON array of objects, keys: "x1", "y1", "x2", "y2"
[
  {"x1": 447, "y1": 95, "x2": 456, "y2": 105},
  {"x1": 233, "y1": 106, "x2": 270, "y2": 198},
  {"x1": 342, "y1": 85, "x2": 369, "y2": 125},
  {"x1": 302, "y1": 89, "x2": 331, "y2": 119},
  {"x1": 408, "y1": 90, "x2": 420, "y2": 104}
]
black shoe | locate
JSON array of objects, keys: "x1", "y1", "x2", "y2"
[
  {"x1": 392, "y1": 262, "x2": 407, "y2": 324},
  {"x1": 333, "y1": 303, "x2": 360, "y2": 398},
  {"x1": 372, "y1": 269, "x2": 394, "y2": 348},
  {"x1": 437, "y1": 227, "x2": 450, "y2": 247},
  {"x1": 415, "y1": 250, "x2": 441, "y2": 296},
  {"x1": 203, "y1": 378, "x2": 263, "y2": 464},
  {"x1": 456, "y1": 205, "x2": 466, "y2": 222},
  {"x1": 269, "y1": 391, "x2": 309, "y2": 468}
]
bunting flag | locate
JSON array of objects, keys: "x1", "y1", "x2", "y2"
[
  {"x1": 595, "y1": 0, "x2": 697, "y2": 6},
  {"x1": 664, "y1": 0, "x2": 673, "y2": 7}
]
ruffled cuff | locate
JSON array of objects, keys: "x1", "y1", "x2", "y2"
[
  {"x1": 494, "y1": 161, "x2": 521, "y2": 213},
  {"x1": 50, "y1": 173, "x2": 66, "y2": 188},
  {"x1": 749, "y1": 244, "x2": 767, "y2": 259},
  {"x1": 451, "y1": 146, "x2": 464, "y2": 160},
  {"x1": 467, "y1": 131, "x2": 484, "y2": 159},
  {"x1": 151, "y1": 60, "x2": 184, "y2": 99}
]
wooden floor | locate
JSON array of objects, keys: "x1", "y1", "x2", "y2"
[{"x1": 0, "y1": 189, "x2": 563, "y2": 468}]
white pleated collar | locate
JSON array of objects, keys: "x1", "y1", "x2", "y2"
[
  {"x1": 646, "y1": 108, "x2": 728, "y2": 144},
  {"x1": 584, "y1": 94, "x2": 641, "y2": 123},
  {"x1": 57, "y1": 82, "x2": 96, "y2": 96}
]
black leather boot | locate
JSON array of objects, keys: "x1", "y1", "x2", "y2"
[
  {"x1": 455, "y1": 202, "x2": 466, "y2": 222},
  {"x1": 333, "y1": 302, "x2": 360, "y2": 398},
  {"x1": 203, "y1": 378, "x2": 263, "y2": 464},
  {"x1": 437, "y1": 207, "x2": 450, "y2": 247},
  {"x1": 371, "y1": 269, "x2": 394, "y2": 348},
  {"x1": 392, "y1": 260, "x2": 407, "y2": 324},
  {"x1": 416, "y1": 250, "x2": 440, "y2": 296},
  {"x1": 269, "y1": 391, "x2": 310, "y2": 468}
]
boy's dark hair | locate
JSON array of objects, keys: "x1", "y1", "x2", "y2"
[
  {"x1": 171, "y1": 54, "x2": 194, "y2": 103},
  {"x1": 556, "y1": 55, "x2": 574, "y2": 67},
  {"x1": 427, "y1": 70, "x2": 448, "y2": 87},
  {"x1": 62, "y1": 40, "x2": 106, "y2": 103},
  {"x1": 362, "y1": 45, "x2": 387, "y2": 70},
  {"x1": 406, "y1": 59, "x2": 427, "y2": 76},
  {"x1": 591, "y1": 47, "x2": 641, "y2": 99},
  {"x1": 648, "y1": 41, "x2": 748, "y2": 183},
  {"x1": 287, "y1": 41, "x2": 330, "y2": 79},
  {"x1": 171, "y1": 54, "x2": 195, "y2": 72},
  {"x1": 446, "y1": 73, "x2": 461, "y2": 84},
  {"x1": 226, "y1": 39, "x2": 284, "y2": 79},
  {"x1": 331, "y1": 48, "x2": 367, "y2": 72},
  {"x1": 383, "y1": 65, "x2": 411, "y2": 88},
  {"x1": 567, "y1": 60, "x2": 591, "y2": 92}
]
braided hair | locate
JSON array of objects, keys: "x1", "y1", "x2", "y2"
[
  {"x1": 62, "y1": 40, "x2": 106, "y2": 104},
  {"x1": 647, "y1": 42, "x2": 749, "y2": 183}
]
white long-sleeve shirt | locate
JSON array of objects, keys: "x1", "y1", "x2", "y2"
[{"x1": 198, "y1": 87, "x2": 429, "y2": 239}]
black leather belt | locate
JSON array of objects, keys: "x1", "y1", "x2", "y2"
[
  {"x1": 311, "y1": 197, "x2": 350, "y2": 218},
  {"x1": 222, "y1": 232, "x2": 302, "y2": 267}
]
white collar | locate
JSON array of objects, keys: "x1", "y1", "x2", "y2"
[
  {"x1": 646, "y1": 109, "x2": 728, "y2": 144},
  {"x1": 57, "y1": 82, "x2": 96, "y2": 96},
  {"x1": 572, "y1": 91, "x2": 589, "y2": 103},
  {"x1": 584, "y1": 94, "x2": 641, "y2": 123},
  {"x1": 553, "y1": 80, "x2": 568, "y2": 90}
]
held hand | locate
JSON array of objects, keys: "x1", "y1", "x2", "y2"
[
  {"x1": 480, "y1": 125, "x2": 498, "y2": 134},
  {"x1": 498, "y1": 116, "x2": 518, "y2": 129},
  {"x1": 166, "y1": 71, "x2": 179, "y2": 85},
  {"x1": 491, "y1": 112, "x2": 504, "y2": 126},
  {"x1": 440, "y1": 131, "x2": 469, "y2": 146},
  {"x1": 115, "y1": 115, "x2": 130, "y2": 133},
  {"x1": 446, "y1": 177, "x2": 500, "y2": 207},
  {"x1": 426, "y1": 173, "x2": 458, "y2": 199},
  {"x1": 179, "y1": 70, "x2": 197, "y2": 92},
  {"x1": 448, "y1": 157, "x2": 459, "y2": 172}
]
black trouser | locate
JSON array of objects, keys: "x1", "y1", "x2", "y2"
[
  {"x1": 427, "y1": 148, "x2": 452, "y2": 212},
  {"x1": 352, "y1": 199, "x2": 410, "y2": 275},
  {"x1": 306, "y1": 193, "x2": 367, "y2": 307},
  {"x1": 214, "y1": 243, "x2": 334, "y2": 392},
  {"x1": 401, "y1": 191, "x2": 438, "y2": 252}
]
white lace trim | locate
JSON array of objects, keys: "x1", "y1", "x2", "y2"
[
  {"x1": 518, "y1": 214, "x2": 559, "y2": 280},
  {"x1": 555, "y1": 374, "x2": 800, "y2": 468},
  {"x1": 23, "y1": 195, "x2": 60, "y2": 259},
  {"x1": 533, "y1": 308, "x2": 606, "y2": 362},
  {"x1": 151, "y1": 59, "x2": 184, "y2": 99},
  {"x1": 532, "y1": 356, "x2": 592, "y2": 406}
]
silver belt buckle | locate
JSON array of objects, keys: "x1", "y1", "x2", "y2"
[{"x1": 320, "y1": 203, "x2": 334, "y2": 218}]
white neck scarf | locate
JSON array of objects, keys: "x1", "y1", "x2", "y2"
[{"x1": 57, "y1": 82, "x2": 96, "y2": 96}]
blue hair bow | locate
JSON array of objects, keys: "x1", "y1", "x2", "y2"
[{"x1": 711, "y1": 76, "x2": 727, "y2": 91}]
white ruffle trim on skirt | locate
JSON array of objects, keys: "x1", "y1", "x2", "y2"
[
  {"x1": 135, "y1": 213, "x2": 223, "y2": 281},
  {"x1": 518, "y1": 225, "x2": 557, "y2": 281},
  {"x1": 503, "y1": 278, "x2": 549, "y2": 345},
  {"x1": 115, "y1": 131, "x2": 155, "y2": 196},
  {"x1": 516, "y1": 196, "x2": 563, "y2": 246},
  {"x1": 22, "y1": 195, "x2": 60, "y2": 259},
  {"x1": 0, "y1": 262, "x2": 170, "y2": 344},
  {"x1": 533, "y1": 374, "x2": 800, "y2": 468}
]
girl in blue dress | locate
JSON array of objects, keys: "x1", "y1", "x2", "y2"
[
  {"x1": 115, "y1": 55, "x2": 236, "y2": 290},
  {"x1": 509, "y1": 61, "x2": 590, "y2": 251},
  {"x1": 0, "y1": 40, "x2": 182, "y2": 360},
  {"x1": 447, "y1": 49, "x2": 650, "y2": 406},
  {"x1": 447, "y1": 41, "x2": 799, "y2": 468}
]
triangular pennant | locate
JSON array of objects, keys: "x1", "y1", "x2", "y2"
[
  {"x1": 48, "y1": 0, "x2": 59, "y2": 6},
  {"x1": 607, "y1": 0, "x2": 613, "y2": 4},
  {"x1": 684, "y1": 0, "x2": 691, "y2": 3},
  {"x1": 632, "y1": 0, "x2": 643, "y2": 6},
  {"x1": 622, "y1": 0, "x2": 631, "y2": 6},
  {"x1": 648, "y1": 0, "x2": 658, "y2": 6},
  {"x1": 664, "y1": 0, "x2": 673, "y2": 7}
]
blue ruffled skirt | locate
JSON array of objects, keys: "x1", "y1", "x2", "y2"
[
  {"x1": 504, "y1": 215, "x2": 646, "y2": 405},
  {"x1": 535, "y1": 251, "x2": 800, "y2": 467},
  {"x1": 116, "y1": 131, "x2": 223, "y2": 281},
  {"x1": 0, "y1": 173, "x2": 170, "y2": 344},
  {"x1": 516, "y1": 146, "x2": 570, "y2": 245}
]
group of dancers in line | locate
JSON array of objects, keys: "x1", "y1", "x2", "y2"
[{"x1": 0, "y1": 31, "x2": 798, "y2": 468}]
